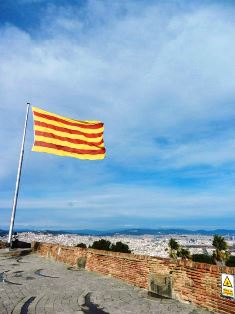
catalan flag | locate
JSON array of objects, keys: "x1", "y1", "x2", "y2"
[{"x1": 32, "y1": 107, "x2": 106, "y2": 160}]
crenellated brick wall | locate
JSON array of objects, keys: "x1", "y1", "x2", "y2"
[{"x1": 32, "y1": 242, "x2": 235, "y2": 314}]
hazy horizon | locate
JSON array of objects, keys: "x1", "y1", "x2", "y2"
[{"x1": 1, "y1": 226, "x2": 235, "y2": 234}]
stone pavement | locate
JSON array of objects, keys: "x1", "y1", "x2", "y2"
[{"x1": 0, "y1": 253, "x2": 213, "y2": 314}]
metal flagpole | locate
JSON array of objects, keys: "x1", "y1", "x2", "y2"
[{"x1": 8, "y1": 103, "x2": 30, "y2": 245}]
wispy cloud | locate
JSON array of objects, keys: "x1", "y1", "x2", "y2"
[{"x1": 1, "y1": 0, "x2": 235, "y2": 229}]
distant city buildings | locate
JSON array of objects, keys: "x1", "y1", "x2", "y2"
[{"x1": 1, "y1": 232, "x2": 234, "y2": 257}]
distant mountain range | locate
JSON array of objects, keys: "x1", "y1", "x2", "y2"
[
  {"x1": 1, "y1": 228, "x2": 235, "y2": 236},
  {"x1": 108, "y1": 228, "x2": 235, "y2": 236}
]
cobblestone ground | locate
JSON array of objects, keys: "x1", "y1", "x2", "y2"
[{"x1": 0, "y1": 253, "x2": 213, "y2": 314}]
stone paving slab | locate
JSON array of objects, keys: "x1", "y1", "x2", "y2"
[{"x1": 0, "y1": 253, "x2": 214, "y2": 314}]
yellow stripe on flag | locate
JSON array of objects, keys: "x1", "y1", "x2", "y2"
[{"x1": 32, "y1": 146, "x2": 106, "y2": 160}]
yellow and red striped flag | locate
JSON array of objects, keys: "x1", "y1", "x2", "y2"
[{"x1": 32, "y1": 107, "x2": 106, "y2": 160}]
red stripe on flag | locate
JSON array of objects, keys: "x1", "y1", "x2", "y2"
[{"x1": 34, "y1": 141, "x2": 106, "y2": 155}]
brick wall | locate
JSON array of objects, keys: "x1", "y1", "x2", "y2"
[
  {"x1": 33, "y1": 242, "x2": 235, "y2": 314},
  {"x1": 32, "y1": 241, "x2": 87, "y2": 266},
  {"x1": 86, "y1": 249, "x2": 150, "y2": 288}
]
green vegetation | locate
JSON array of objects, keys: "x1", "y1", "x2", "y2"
[
  {"x1": 90, "y1": 239, "x2": 131, "y2": 253},
  {"x1": 212, "y1": 235, "x2": 230, "y2": 266},
  {"x1": 168, "y1": 238, "x2": 180, "y2": 259},
  {"x1": 111, "y1": 241, "x2": 131, "y2": 253},
  {"x1": 178, "y1": 247, "x2": 191, "y2": 260},
  {"x1": 90, "y1": 239, "x2": 112, "y2": 251},
  {"x1": 226, "y1": 256, "x2": 235, "y2": 267},
  {"x1": 191, "y1": 254, "x2": 214, "y2": 264},
  {"x1": 75, "y1": 243, "x2": 87, "y2": 248},
  {"x1": 192, "y1": 253, "x2": 235, "y2": 267},
  {"x1": 168, "y1": 238, "x2": 190, "y2": 260}
]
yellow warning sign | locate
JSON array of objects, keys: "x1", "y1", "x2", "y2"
[
  {"x1": 223, "y1": 276, "x2": 233, "y2": 288},
  {"x1": 221, "y1": 274, "x2": 235, "y2": 299}
]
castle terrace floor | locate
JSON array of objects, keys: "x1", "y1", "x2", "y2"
[{"x1": 0, "y1": 252, "x2": 213, "y2": 314}]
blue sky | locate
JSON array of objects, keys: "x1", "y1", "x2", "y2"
[{"x1": 1, "y1": 0, "x2": 235, "y2": 230}]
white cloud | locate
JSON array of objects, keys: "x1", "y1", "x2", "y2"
[
  {"x1": 1, "y1": 183, "x2": 235, "y2": 229},
  {"x1": 1, "y1": 1, "x2": 235, "y2": 228}
]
